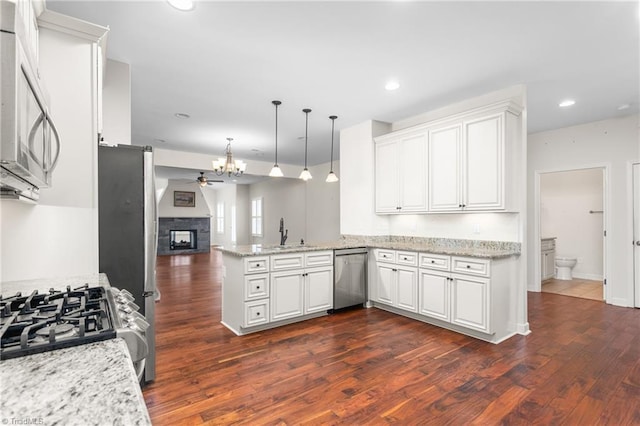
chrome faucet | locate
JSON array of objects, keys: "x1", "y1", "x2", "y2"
[{"x1": 279, "y1": 217, "x2": 288, "y2": 246}]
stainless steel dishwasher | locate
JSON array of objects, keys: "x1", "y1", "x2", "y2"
[{"x1": 334, "y1": 248, "x2": 368, "y2": 310}]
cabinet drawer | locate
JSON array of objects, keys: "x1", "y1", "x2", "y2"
[
  {"x1": 244, "y1": 273, "x2": 269, "y2": 301},
  {"x1": 244, "y1": 300, "x2": 270, "y2": 327},
  {"x1": 396, "y1": 251, "x2": 417, "y2": 267},
  {"x1": 419, "y1": 253, "x2": 450, "y2": 271},
  {"x1": 244, "y1": 256, "x2": 269, "y2": 274},
  {"x1": 271, "y1": 253, "x2": 304, "y2": 271},
  {"x1": 541, "y1": 239, "x2": 556, "y2": 251},
  {"x1": 376, "y1": 249, "x2": 396, "y2": 263},
  {"x1": 305, "y1": 251, "x2": 333, "y2": 267},
  {"x1": 451, "y1": 257, "x2": 490, "y2": 277}
]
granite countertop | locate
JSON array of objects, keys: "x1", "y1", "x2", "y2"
[
  {"x1": 541, "y1": 237, "x2": 557, "y2": 240},
  {"x1": 216, "y1": 235, "x2": 521, "y2": 259},
  {"x1": 0, "y1": 339, "x2": 151, "y2": 426},
  {"x1": 0, "y1": 274, "x2": 151, "y2": 425}
]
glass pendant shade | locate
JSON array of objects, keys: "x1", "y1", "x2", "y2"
[
  {"x1": 269, "y1": 165, "x2": 283, "y2": 177},
  {"x1": 325, "y1": 171, "x2": 338, "y2": 183},
  {"x1": 299, "y1": 168, "x2": 312, "y2": 181}
]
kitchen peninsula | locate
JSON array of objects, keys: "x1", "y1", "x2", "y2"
[{"x1": 217, "y1": 236, "x2": 520, "y2": 344}]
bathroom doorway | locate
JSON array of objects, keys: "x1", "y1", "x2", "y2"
[
  {"x1": 536, "y1": 167, "x2": 606, "y2": 301},
  {"x1": 633, "y1": 163, "x2": 640, "y2": 308}
]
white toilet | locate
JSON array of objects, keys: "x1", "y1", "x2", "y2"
[{"x1": 555, "y1": 257, "x2": 577, "y2": 280}]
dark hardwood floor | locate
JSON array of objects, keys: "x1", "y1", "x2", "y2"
[{"x1": 143, "y1": 252, "x2": 640, "y2": 425}]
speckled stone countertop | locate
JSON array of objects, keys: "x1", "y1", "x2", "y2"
[
  {"x1": 216, "y1": 235, "x2": 521, "y2": 259},
  {"x1": 0, "y1": 274, "x2": 151, "y2": 426}
]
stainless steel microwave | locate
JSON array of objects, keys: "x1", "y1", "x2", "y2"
[{"x1": 0, "y1": 2, "x2": 60, "y2": 202}]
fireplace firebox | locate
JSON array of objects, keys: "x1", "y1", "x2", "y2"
[{"x1": 170, "y1": 230, "x2": 197, "y2": 250}]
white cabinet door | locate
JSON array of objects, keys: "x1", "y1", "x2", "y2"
[
  {"x1": 542, "y1": 250, "x2": 555, "y2": 280},
  {"x1": 428, "y1": 124, "x2": 462, "y2": 211},
  {"x1": 463, "y1": 114, "x2": 504, "y2": 210},
  {"x1": 376, "y1": 264, "x2": 395, "y2": 306},
  {"x1": 398, "y1": 134, "x2": 427, "y2": 212},
  {"x1": 375, "y1": 140, "x2": 399, "y2": 213},
  {"x1": 418, "y1": 270, "x2": 450, "y2": 321},
  {"x1": 396, "y1": 266, "x2": 418, "y2": 312},
  {"x1": 305, "y1": 267, "x2": 333, "y2": 314},
  {"x1": 270, "y1": 270, "x2": 304, "y2": 322},
  {"x1": 451, "y1": 274, "x2": 490, "y2": 333}
]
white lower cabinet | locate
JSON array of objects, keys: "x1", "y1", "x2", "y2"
[
  {"x1": 270, "y1": 265, "x2": 333, "y2": 321},
  {"x1": 418, "y1": 270, "x2": 450, "y2": 322},
  {"x1": 305, "y1": 267, "x2": 334, "y2": 314},
  {"x1": 415, "y1": 253, "x2": 501, "y2": 338},
  {"x1": 374, "y1": 250, "x2": 418, "y2": 313},
  {"x1": 222, "y1": 251, "x2": 333, "y2": 335},
  {"x1": 270, "y1": 270, "x2": 305, "y2": 321},
  {"x1": 450, "y1": 274, "x2": 490, "y2": 333}
]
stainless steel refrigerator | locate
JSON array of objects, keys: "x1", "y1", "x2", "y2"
[{"x1": 98, "y1": 144, "x2": 157, "y2": 383}]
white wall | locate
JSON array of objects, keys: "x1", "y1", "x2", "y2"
[
  {"x1": 158, "y1": 182, "x2": 210, "y2": 218},
  {"x1": 102, "y1": 59, "x2": 131, "y2": 145},
  {"x1": 540, "y1": 169, "x2": 604, "y2": 280},
  {"x1": 387, "y1": 213, "x2": 521, "y2": 242},
  {"x1": 236, "y1": 185, "x2": 250, "y2": 245},
  {"x1": 306, "y1": 161, "x2": 341, "y2": 243},
  {"x1": 249, "y1": 178, "x2": 307, "y2": 245},
  {"x1": 339, "y1": 120, "x2": 391, "y2": 236},
  {"x1": 1, "y1": 27, "x2": 102, "y2": 282},
  {"x1": 528, "y1": 114, "x2": 640, "y2": 306}
]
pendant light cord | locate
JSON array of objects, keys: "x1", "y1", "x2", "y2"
[
  {"x1": 275, "y1": 103, "x2": 279, "y2": 165},
  {"x1": 303, "y1": 108, "x2": 311, "y2": 169},
  {"x1": 329, "y1": 116, "x2": 337, "y2": 172}
]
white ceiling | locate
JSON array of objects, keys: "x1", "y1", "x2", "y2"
[{"x1": 48, "y1": 1, "x2": 639, "y2": 168}]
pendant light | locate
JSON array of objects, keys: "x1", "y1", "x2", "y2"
[
  {"x1": 326, "y1": 115, "x2": 339, "y2": 183},
  {"x1": 269, "y1": 100, "x2": 284, "y2": 177},
  {"x1": 299, "y1": 108, "x2": 312, "y2": 181},
  {"x1": 212, "y1": 138, "x2": 247, "y2": 177}
]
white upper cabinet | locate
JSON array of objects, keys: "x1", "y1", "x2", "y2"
[
  {"x1": 463, "y1": 114, "x2": 504, "y2": 210},
  {"x1": 428, "y1": 124, "x2": 462, "y2": 211},
  {"x1": 376, "y1": 100, "x2": 521, "y2": 214},
  {"x1": 375, "y1": 133, "x2": 427, "y2": 214}
]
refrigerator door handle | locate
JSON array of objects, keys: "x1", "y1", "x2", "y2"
[{"x1": 142, "y1": 291, "x2": 155, "y2": 298}]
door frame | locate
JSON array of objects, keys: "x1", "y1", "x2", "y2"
[
  {"x1": 632, "y1": 162, "x2": 640, "y2": 307},
  {"x1": 532, "y1": 163, "x2": 610, "y2": 302}
]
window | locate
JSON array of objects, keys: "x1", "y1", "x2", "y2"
[
  {"x1": 251, "y1": 198, "x2": 263, "y2": 237},
  {"x1": 216, "y1": 202, "x2": 224, "y2": 234},
  {"x1": 231, "y1": 205, "x2": 237, "y2": 244}
]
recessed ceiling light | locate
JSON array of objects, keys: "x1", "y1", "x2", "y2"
[
  {"x1": 385, "y1": 80, "x2": 400, "y2": 91},
  {"x1": 617, "y1": 103, "x2": 631, "y2": 111},
  {"x1": 174, "y1": 112, "x2": 190, "y2": 119},
  {"x1": 167, "y1": 0, "x2": 194, "y2": 11},
  {"x1": 558, "y1": 99, "x2": 575, "y2": 108}
]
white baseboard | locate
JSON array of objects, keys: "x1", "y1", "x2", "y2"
[{"x1": 572, "y1": 273, "x2": 603, "y2": 281}]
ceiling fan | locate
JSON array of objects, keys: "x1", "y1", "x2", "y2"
[{"x1": 196, "y1": 171, "x2": 223, "y2": 186}]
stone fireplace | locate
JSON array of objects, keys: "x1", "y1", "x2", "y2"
[{"x1": 158, "y1": 218, "x2": 210, "y2": 255}]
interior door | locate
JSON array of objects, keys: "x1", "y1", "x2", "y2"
[{"x1": 634, "y1": 164, "x2": 640, "y2": 307}]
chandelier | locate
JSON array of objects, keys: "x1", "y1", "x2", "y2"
[{"x1": 212, "y1": 138, "x2": 247, "y2": 177}]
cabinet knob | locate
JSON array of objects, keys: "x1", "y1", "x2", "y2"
[
  {"x1": 431, "y1": 260, "x2": 435, "y2": 264},
  {"x1": 256, "y1": 286, "x2": 260, "y2": 289},
  {"x1": 256, "y1": 263, "x2": 260, "y2": 267},
  {"x1": 257, "y1": 312, "x2": 260, "y2": 316},
  {"x1": 466, "y1": 265, "x2": 471, "y2": 269}
]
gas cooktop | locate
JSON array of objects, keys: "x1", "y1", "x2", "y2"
[{"x1": 0, "y1": 285, "x2": 117, "y2": 360}]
